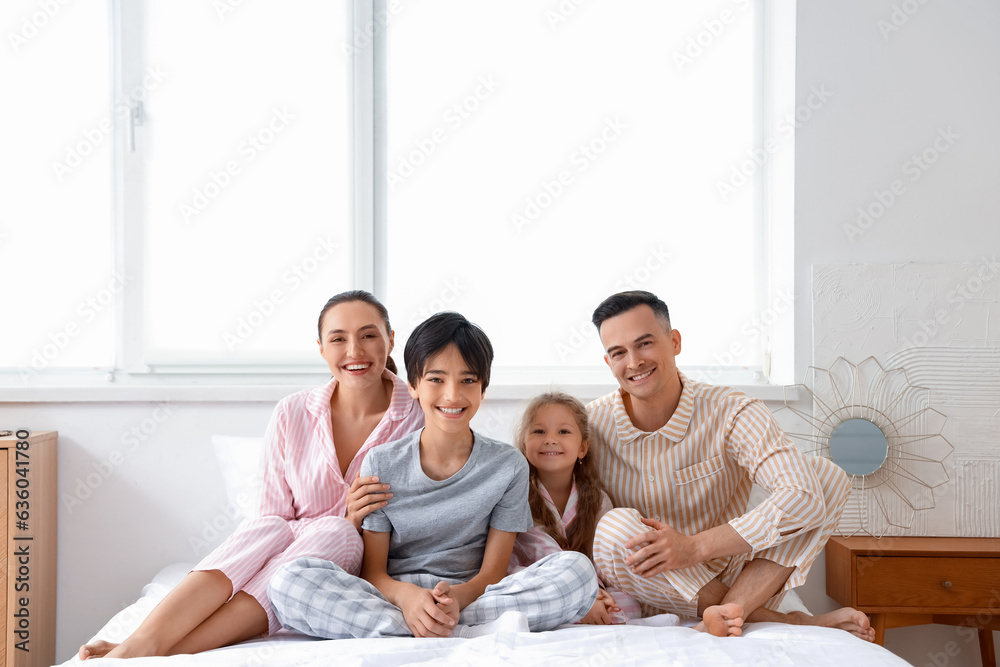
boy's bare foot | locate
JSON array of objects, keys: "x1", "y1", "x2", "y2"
[
  {"x1": 695, "y1": 602, "x2": 745, "y2": 637},
  {"x1": 79, "y1": 640, "x2": 118, "y2": 660},
  {"x1": 787, "y1": 607, "x2": 874, "y2": 641}
]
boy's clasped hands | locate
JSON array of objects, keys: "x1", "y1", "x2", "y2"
[{"x1": 397, "y1": 581, "x2": 459, "y2": 638}]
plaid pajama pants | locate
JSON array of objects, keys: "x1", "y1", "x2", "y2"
[{"x1": 269, "y1": 551, "x2": 598, "y2": 638}]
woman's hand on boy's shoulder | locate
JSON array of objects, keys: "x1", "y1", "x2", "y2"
[
  {"x1": 397, "y1": 583, "x2": 459, "y2": 638},
  {"x1": 346, "y1": 474, "x2": 393, "y2": 531}
]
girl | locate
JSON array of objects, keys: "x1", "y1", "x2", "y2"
[
  {"x1": 80, "y1": 290, "x2": 424, "y2": 659},
  {"x1": 511, "y1": 391, "x2": 638, "y2": 625}
]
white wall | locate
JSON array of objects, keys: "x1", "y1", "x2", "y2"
[
  {"x1": 794, "y1": 1, "x2": 1000, "y2": 665},
  {"x1": 5, "y1": 0, "x2": 1000, "y2": 664}
]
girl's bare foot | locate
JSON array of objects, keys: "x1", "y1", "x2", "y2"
[
  {"x1": 788, "y1": 608, "x2": 875, "y2": 642},
  {"x1": 695, "y1": 602, "x2": 745, "y2": 637},
  {"x1": 79, "y1": 640, "x2": 118, "y2": 660}
]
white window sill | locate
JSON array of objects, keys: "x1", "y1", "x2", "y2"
[{"x1": 0, "y1": 367, "x2": 800, "y2": 404}]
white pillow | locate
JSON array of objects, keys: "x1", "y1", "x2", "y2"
[{"x1": 211, "y1": 435, "x2": 266, "y2": 521}]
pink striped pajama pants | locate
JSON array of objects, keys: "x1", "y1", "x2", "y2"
[{"x1": 193, "y1": 515, "x2": 362, "y2": 635}]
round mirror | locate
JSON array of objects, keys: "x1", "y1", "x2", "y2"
[{"x1": 828, "y1": 418, "x2": 888, "y2": 475}]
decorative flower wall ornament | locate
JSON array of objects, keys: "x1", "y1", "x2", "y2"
[{"x1": 777, "y1": 356, "x2": 953, "y2": 537}]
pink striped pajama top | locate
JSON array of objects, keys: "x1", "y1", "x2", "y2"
[{"x1": 195, "y1": 370, "x2": 423, "y2": 633}]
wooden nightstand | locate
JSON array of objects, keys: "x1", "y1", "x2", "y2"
[
  {"x1": 827, "y1": 535, "x2": 1000, "y2": 667},
  {"x1": 0, "y1": 430, "x2": 57, "y2": 667}
]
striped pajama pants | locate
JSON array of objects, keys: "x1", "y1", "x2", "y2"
[
  {"x1": 269, "y1": 551, "x2": 599, "y2": 638},
  {"x1": 593, "y1": 457, "x2": 850, "y2": 618},
  {"x1": 193, "y1": 515, "x2": 362, "y2": 635}
]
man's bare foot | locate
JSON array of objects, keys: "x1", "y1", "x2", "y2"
[
  {"x1": 694, "y1": 602, "x2": 745, "y2": 637},
  {"x1": 79, "y1": 640, "x2": 118, "y2": 660},
  {"x1": 787, "y1": 607, "x2": 874, "y2": 642}
]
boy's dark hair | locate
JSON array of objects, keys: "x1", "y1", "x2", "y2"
[
  {"x1": 404, "y1": 312, "x2": 494, "y2": 391},
  {"x1": 591, "y1": 290, "x2": 671, "y2": 332}
]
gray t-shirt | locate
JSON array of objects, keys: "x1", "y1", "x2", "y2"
[{"x1": 360, "y1": 429, "x2": 531, "y2": 582}]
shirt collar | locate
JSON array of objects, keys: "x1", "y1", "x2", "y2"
[
  {"x1": 613, "y1": 371, "x2": 695, "y2": 444},
  {"x1": 305, "y1": 369, "x2": 415, "y2": 423},
  {"x1": 538, "y1": 480, "x2": 578, "y2": 526}
]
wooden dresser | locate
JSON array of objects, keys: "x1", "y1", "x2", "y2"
[
  {"x1": 0, "y1": 430, "x2": 57, "y2": 667},
  {"x1": 827, "y1": 535, "x2": 1000, "y2": 667}
]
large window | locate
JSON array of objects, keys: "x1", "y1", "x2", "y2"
[
  {"x1": 2, "y1": 1, "x2": 791, "y2": 391},
  {"x1": 385, "y1": 1, "x2": 761, "y2": 375}
]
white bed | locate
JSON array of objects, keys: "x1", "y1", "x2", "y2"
[{"x1": 63, "y1": 561, "x2": 910, "y2": 667}]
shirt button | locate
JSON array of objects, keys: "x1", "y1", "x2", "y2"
[{"x1": 647, "y1": 475, "x2": 654, "y2": 482}]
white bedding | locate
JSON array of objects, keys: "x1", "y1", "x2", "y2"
[{"x1": 63, "y1": 563, "x2": 910, "y2": 667}]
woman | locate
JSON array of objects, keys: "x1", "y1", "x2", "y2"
[{"x1": 80, "y1": 290, "x2": 423, "y2": 659}]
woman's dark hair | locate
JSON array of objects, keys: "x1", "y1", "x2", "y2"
[
  {"x1": 404, "y1": 312, "x2": 494, "y2": 390},
  {"x1": 317, "y1": 290, "x2": 397, "y2": 375},
  {"x1": 591, "y1": 290, "x2": 671, "y2": 333}
]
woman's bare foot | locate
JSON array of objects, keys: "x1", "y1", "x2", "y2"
[
  {"x1": 79, "y1": 640, "x2": 118, "y2": 660},
  {"x1": 695, "y1": 602, "x2": 745, "y2": 637},
  {"x1": 787, "y1": 608, "x2": 874, "y2": 641}
]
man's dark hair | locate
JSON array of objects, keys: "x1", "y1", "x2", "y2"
[
  {"x1": 404, "y1": 312, "x2": 494, "y2": 391},
  {"x1": 591, "y1": 290, "x2": 671, "y2": 332}
]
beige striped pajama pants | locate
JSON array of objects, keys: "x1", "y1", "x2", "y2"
[{"x1": 593, "y1": 457, "x2": 850, "y2": 618}]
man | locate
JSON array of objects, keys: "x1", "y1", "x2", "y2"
[{"x1": 588, "y1": 291, "x2": 873, "y2": 640}]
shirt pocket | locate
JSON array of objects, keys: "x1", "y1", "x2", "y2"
[
  {"x1": 671, "y1": 455, "x2": 726, "y2": 524},
  {"x1": 673, "y1": 455, "x2": 725, "y2": 486}
]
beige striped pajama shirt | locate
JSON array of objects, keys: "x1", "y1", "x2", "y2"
[{"x1": 589, "y1": 372, "x2": 849, "y2": 617}]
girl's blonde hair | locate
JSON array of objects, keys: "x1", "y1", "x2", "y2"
[{"x1": 514, "y1": 392, "x2": 606, "y2": 559}]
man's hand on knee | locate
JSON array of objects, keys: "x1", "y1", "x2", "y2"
[{"x1": 624, "y1": 517, "x2": 700, "y2": 576}]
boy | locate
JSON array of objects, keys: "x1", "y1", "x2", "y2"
[{"x1": 269, "y1": 311, "x2": 598, "y2": 638}]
